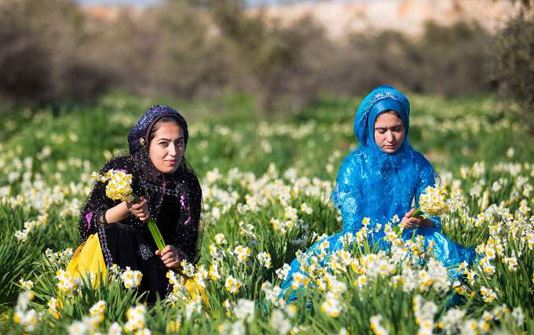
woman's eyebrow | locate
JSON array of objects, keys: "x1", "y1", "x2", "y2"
[
  {"x1": 375, "y1": 124, "x2": 403, "y2": 129},
  {"x1": 157, "y1": 136, "x2": 184, "y2": 141}
]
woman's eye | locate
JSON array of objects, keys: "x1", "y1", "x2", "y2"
[{"x1": 159, "y1": 142, "x2": 168, "y2": 147}]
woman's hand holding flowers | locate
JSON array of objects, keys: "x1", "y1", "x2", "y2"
[
  {"x1": 401, "y1": 208, "x2": 431, "y2": 229},
  {"x1": 156, "y1": 245, "x2": 184, "y2": 270},
  {"x1": 127, "y1": 197, "x2": 150, "y2": 222}
]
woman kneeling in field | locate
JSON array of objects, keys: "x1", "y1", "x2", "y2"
[
  {"x1": 70, "y1": 105, "x2": 202, "y2": 303},
  {"x1": 281, "y1": 85, "x2": 475, "y2": 297}
]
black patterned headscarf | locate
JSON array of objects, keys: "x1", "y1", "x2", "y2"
[{"x1": 128, "y1": 104, "x2": 189, "y2": 155}]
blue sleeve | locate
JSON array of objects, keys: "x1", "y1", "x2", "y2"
[
  {"x1": 415, "y1": 155, "x2": 441, "y2": 230},
  {"x1": 331, "y1": 152, "x2": 363, "y2": 234}
]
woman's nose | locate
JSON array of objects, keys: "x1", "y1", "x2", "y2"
[{"x1": 168, "y1": 143, "x2": 177, "y2": 156}]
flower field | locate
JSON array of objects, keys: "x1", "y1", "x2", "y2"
[{"x1": 0, "y1": 94, "x2": 532, "y2": 334}]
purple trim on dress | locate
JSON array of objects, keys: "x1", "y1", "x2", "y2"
[
  {"x1": 180, "y1": 193, "x2": 192, "y2": 225},
  {"x1": 97, "y1": 223, "x2": 114, "y2": 267},
  {"x1": 85, "y1": 212, "x2": 93, "y2": 227}
]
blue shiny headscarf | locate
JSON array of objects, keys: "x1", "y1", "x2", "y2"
[
  {"x1": 353, "y1": 85, "x2": 413, "y2": 172},
  {"x1": 128, "y1": 105, "x2": 189, "y2": 154},
  {"x1": 332, "y1": 85, "x2": 438, "y2": 233},
  {"x1": 354, "y1": 84, "x2": 410, "y2": 151}
]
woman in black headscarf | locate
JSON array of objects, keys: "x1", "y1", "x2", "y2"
[{"x1": 76, "y1": 105, "x2": 202, "y2": 302}]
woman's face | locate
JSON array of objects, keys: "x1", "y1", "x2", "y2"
[
  {"x1": 374, "y1": 111, "x2": 405, "y2": 154},
  {"x1": 148, "y1": 121, "x2": 185, "y2": 174}
]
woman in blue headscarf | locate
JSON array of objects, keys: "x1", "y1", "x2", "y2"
[
  {"x1": 281, "y1": 85, "x2": 475, "y2": 295},
  {"x1": 72, "y1": 105, "x2": 202, "y2": 303}
]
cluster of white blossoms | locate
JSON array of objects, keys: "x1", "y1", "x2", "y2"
[
  {"x1": 480, "y1": 286, "x2": 498, "y2": 304},
  {"x1": 370, "y1": 315, "x2": 389, "y2": 335},
  {"x1": 233, "y1": 245, "x2": 251, "y2": 263},
  {"x1": 202, "y1": 166, "x2": 331, "y2": 227},
  {"x1": 15, "y1": 213, "x2": 49, "y2": 242},
  {"x1": 418, "y1": 185, "x2": 449, "y2": 216},
  {"x1": 92, "y1": 169, "x2": 134, "y2": 203},
  {"x1": 257, "y1": 251, "x2": 272, "y2": 269},
  {"x1": 45, "y1": 248, "x2": 74, "y2": 267},
  {"x1": 320, "y1": 291, "x2": 343, "y2": 318},
  {"x1": 13, "y1": 290, "x2": 38, "y2": 332},
  {"x1": 225, "y1": 275, "x2": 242, "y2": 294},
  {"x1": 232, "y1": 298, "x2": 255, "y2": 322},
  {"x1": 121, "y1": 267, "x2": 143, "y2": 289},
  {"x1": 124, "y1": 305, "x2": 150, "y2": 334},
  {"x1": 56, "y1": 269, "x2": 80, "y2": 295},
  {"x1": 413, "y1": 295, "x2": 438, "y2": 335},
  {"x1": 66, "y1": 300, "x2": 108, "y2": 335},
  {"x1": 0, "y1": 154, "x2": 93, "y2": 244},
  {"x1": 48, "y1": 297, "x2": 62, "y2": 319},
  {"x1": 165, "y1": 270, "x2": 189, "y2": 304}
]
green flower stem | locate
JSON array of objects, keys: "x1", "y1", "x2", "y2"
[
  {"x1": 147, "y1": 218, "x2": 166, "y2": 251},
  {"x1": 131, "y1": 195, "x2": 166, "y2": 250}
]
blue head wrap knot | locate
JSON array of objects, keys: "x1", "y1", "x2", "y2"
[{"x1": 128, "y1": 104, "x2": 189, "y2": 154}]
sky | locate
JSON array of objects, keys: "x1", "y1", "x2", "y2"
[
  {"x1": 77, "y1": 0, "x2": 364, "y2": 7},
  {"x1": 78, "y1": 0, "x2": 160, "y2": 5}
]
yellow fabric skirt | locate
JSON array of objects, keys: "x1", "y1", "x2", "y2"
[
  {"x1": 66, "y1": 234, "x2": 107, "y2": 283},
  {"x1": 66, "y1": 233, "x2": 208, "y2": 304}
]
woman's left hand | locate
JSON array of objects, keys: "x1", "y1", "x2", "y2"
[{"x1": 155, "y1": 245, "x2": 184, "y2": 270}]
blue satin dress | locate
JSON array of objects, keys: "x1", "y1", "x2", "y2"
[{"x1": 281, "y1": 86, "x2": 475, "y2": 294}]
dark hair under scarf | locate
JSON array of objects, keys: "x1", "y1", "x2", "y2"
[{"x1": 128, "y1": 104, "x2": 189, "y2": 155}]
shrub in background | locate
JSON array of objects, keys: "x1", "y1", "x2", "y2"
[
  {"x1": 0, "y1": 0, "x2": 521, "y2": 115},
  {"x1": 490, "y1": 10, "x2": 534, "y2": 132},
  {"x1": 0, "y1": 0, "x2": 112, "y2": 105}
]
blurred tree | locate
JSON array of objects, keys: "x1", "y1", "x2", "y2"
[
  {"x1": 147, "y1": 1, "x2": 231, "y2": 98},
  {"x1": 202, "y1": 0, "x2": 328, "y2": 112},
  {"x1": 490, "y1": 3, "x2": 533, "y2": 132},
  {"x1": 0, "y1": 0, "x2": 111, "y2": 105},
  {"x1": 417, "y1": 21, "x2": 492, "y2": 97}
]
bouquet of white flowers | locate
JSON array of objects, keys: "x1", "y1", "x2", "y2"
[{"x1": 413, "y1": 185, "x2": 449, "y2": 218}]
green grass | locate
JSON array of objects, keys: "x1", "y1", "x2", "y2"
[{"x1": 0, "y1": 93, "x2": 532, "y2": 334}]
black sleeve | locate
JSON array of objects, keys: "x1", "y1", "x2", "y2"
[{"x1": 78, "y1": 156, "x2": 131, "y2": 242}]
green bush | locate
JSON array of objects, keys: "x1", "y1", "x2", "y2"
[
  {"x1": 0, "y1": 0, "x2": 111, "y2": 105},
  {"x1": 490, "y1": 12, "x2": 534, "y2": 132}
]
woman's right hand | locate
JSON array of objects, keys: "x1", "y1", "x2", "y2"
[
  {"x1": 127, "y1": 197, "x2": 151, "y2": 222},
  {"x1": 401, "y1": 208, "x2": 422, "y2": 229},
  {"x1": 401, "y1": 208, "x2": 431, "y2": 229}
]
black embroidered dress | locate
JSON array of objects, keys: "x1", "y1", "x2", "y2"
[
  {"x1": 79, "y1": 156, "x2": 201, "y2": 302},
  {"x1": 78, "y1": 105, "x2": 202, "y2": 302}
]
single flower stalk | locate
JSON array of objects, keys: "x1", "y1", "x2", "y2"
[{"x1": 94, "y1": 169, "x2": 166, "y2": 250}]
